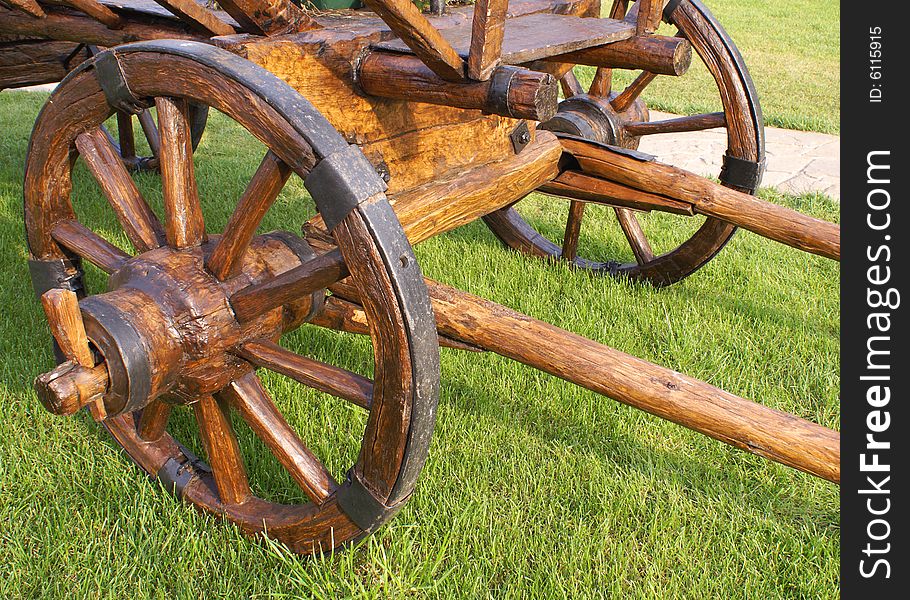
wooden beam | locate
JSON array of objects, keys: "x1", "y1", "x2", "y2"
[
  {"x1": 559, "y1": 137, "x2": 840, "y2": 260},
  {"x1": 358, "y1": 52, "x2": 557, "y2": 122},
  {"x1": 361, "y1": 0, "x2": 467, "y2": 81},
  {"x1": 467, "y1": 0, "x2": 509, "y2": 80},
  {"x1": 59, "y1": 0, "x2": 122, "y2": 29},
  {"x1": 547, "y1": 35, "x2": 692, "y2": 76},
  {"x1": 4, "y1": 0, "x2": 46, "y2": 18}
]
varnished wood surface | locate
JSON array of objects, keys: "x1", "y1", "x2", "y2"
[{"x1": 467, "y1": 0, "x2": 509, "y2": 80}]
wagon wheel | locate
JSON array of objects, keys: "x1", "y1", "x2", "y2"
[
  {"x1": 25, "y1": 42, "x2": 439, "y2": 554},
  {"x1": 483, "y1": 0, "x2": 765, "y2": 286}
]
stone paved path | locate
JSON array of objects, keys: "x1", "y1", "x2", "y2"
[
  {"x1": 639, "y1": 111, "x2": 840, "y2": 200},
  {"x1": 9, "y1": 88, "x2": 840, "y2": 200}
]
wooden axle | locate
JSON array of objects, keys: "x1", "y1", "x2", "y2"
[
  {"x1": 547, "y1": 35, "x2": 693, "y2": 76},
  {"x1": 558, "y1": 137, "x2": 841, "y2": 260},
  {"x1": 358, "y1": 52, "x2": 559, "y2": 122}
]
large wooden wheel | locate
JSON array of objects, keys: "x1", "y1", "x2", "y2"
[
  {"x1": 483, "y1": 0, "x2": 765, "y2": 286},
  {"x1": 25, "y1": 41, "x2": 440, "y2": 554}
]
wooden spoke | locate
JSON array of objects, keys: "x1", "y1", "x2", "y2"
[
  {"x1": 150, "y1": 0, "x2": 236, "y2": 36},
  {"x1": 51, "y1": 219, "x2": 130, "y2": 273},
  {"x1": 614, "y1": 208, "x2": 654, "y2": 265},
  {"x1": 624, "y1": 112, "x2": 727, "y2": 136},
  {"x1": 75, "y1": 127, "x2": 164, "y2": 252},
  {"x1": 156, "y1": 96, "x2": 206, "y2": 249},
  {"x1": 193, "y1": 394, "x2": 250, "y2": 506},
  {"x1": 237, "y1": 339, "x2": 372, "y2": 409},
  {"x1": 61, "y1": 0, "x2": 122, "y2": 29},
  {"x1": 588, "y1": 67, "x2": 613, "y2": 98},
  {"x1": 560, "y1": 69, "x2": 584, "y2": 98},
  {"x1": 467, "y1": 0, "x2": 509, "y2": 81},
  {"x1": 137, "y1": 109, "x2": 160, "y2": 158},
  {"x1": 561, "y1": 200, "x2": 586, "y2": 262},
  {"x1": 137, "y1": 398, "x2": 172, "y2": 442},
  {"x1": 612, "y1": 71, "x2": 657, "y2": 112},
  {"x1": 219, "y1": 373, "x2": 337, "y2": 505},
  {"x1": 230, "y1": 248, "x2": 348, "y2": 323},
  {"x1": 41, "y1": 288, "x2": 93, "y2": 368},
  {"x1": 116, "y1": 112, "x2": 136, "y2": 161},
  {"x1": 206, "y1": 151, "x2": 291, "y2": 280}
]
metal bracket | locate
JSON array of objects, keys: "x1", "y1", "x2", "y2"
[
  {"x1": 92, "y1": 50, "x2": 147, "y2": 115},
  {"x1": 336, "y1": 469, "x2": 409, "y2": 532},
  {"x1": 487, "y1": 67, "x2": 517, "y2": 118},
  {"x1": 304, "y1": 145, "x2": 388, "y2": 232},
  {"x1": 510, "y1": 121, "x2": 532, "y2": 154},
  {"x1": 719, "y1": 153, "x2": 766, "y2": 194},
  {"x1": 28, "y1": 257, "x2": 85, "y2": 299},
  {"x1": 663, "y1": 0, "x2": 684, "y2": 22},
  {"x1": 156, "y1": 446, "x2": 211, "y2": 499}
]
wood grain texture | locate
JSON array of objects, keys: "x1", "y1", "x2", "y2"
[
  {"x1": 34, "y1": 360, "x2": 109, "y2": 416},
  {"x1": 156, "y1": 96, "x2": 206, "y2": 249},
  {"x1": 541, "y1": 169, "x2": 695, "y2": 215},
  {"x1": 193, "y1": 394, "x2": 251, "y2": 505},
  {"x1": 467, "y1": 0, "x2": 509, "y2": 80},
  {"x1": 137, "y1": 398, "x2": 172, "y2": 441},
  {"x1": 5, "y1": 0, "x2": 46, "y2": 17},
  {"x1": 207, "y1": 151, "x2": 290, "y2": 280},
  {"x1": 237, "y1": 339, "x2": 372, "y2": 409},
  {"x1": 75, "y1": 127, "x2": 164, "y2": 252},
  {"x1": 220, "y1": 372, "x2": 338, "y2": 505},
  {"x1": 362, "y1": 0, "x2": 467, "y2": 81},
  {"x1": 614, "y1": 207, "x2": 654, "y2": 264},
  {"x1": 41, "y1": 288, "x2": 93, "y2": 367},
  {"x1": 0, "y1": 40, "x2": 90, "y2": 90},
  {"x1": 624, "y1": 112, "x2": 726, "y2": 136}
]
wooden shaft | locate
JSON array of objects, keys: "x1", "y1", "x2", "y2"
[
  {"x1": 548, "y1": 35, "x2": 692, "y2": 76},
  {"x1": 359, "y1": 52, "x2": 558, "y2": 122},
  {"x1": 421, "y1": 280, "x2": 840, "y2": 483},
  {"x1": 58, "y1": 0, "x2": 122, "y2": 29},
  {"x1": 5, "y1": 0, "x2": 46, "y2": 18},
  {"x1": 541, "y1": 170, "x2": 694, "y2": 215},
  {"x1": 0, "y1": 5, "x2": 200, "y2": 46},
  {"x1": 214, "y1": 0, "x2": 315, "y2": 36},
  {"x1": 560, "y1": 137, "x2": 841, "y2": 260}
]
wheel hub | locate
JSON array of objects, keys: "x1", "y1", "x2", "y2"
[
  {"x1": 77, "y1": 233, "x2": 322, "y2": 416},
  {"x1": 540, "y1": 93, "x2": 649, "y2": 149}
]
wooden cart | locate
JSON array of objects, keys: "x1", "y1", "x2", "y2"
[{"x1": 3, "y1": 0, "x2": 839, "y2": 554}]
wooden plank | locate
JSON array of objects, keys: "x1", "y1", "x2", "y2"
[
  {"x1": 375, "y1": 12, "x2": 635, "y2": 65},
  {"x1": 467, "y1": 0, "x2": 509, "y2": 80},
  {"x1": 362, "y1": 0, "x2": 467, "y2": 81},
  {"x1": 60, "y1": 0, "x2": 122, "y2": 28},
  {"x1": 0, "y1": 40, "x2": 90, "y2": 90}
]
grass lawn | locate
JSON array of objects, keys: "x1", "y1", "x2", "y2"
[
  {"x1": 0, "y1": 58, "x2": 839, "y2": 599},
  {"x1": 582, "y1": 0, "x2": 840, "y2": 134}
]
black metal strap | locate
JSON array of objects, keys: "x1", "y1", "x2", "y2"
[
  {"x1": 304, "y1": 145, "x2": 388, "y2": 232},
  {"x1": 719, "y1": 153, "x2": 766, "y2": 193},
  {"x1": 156, "y1": 446, "x2": 211, "y2": 499},
  {"x1": 92, "y1": 50, "x2": 147, "y2": 115},
  {"x1": 28, "y1": 257, "x2": 85, "y2": 299},
  {"x1": 336, "y1": 469, "x2": 409, "y2": 532},
  {"x1": 663, "y1": 0, "x2": 684, "y2": 22},
  {"x1": 487, "y1": 67, "x2": 517, "y2": 118}
]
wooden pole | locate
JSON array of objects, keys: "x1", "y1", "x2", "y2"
[{"x1": 547, "y1": 35, "x2": 692, "y2": 76}]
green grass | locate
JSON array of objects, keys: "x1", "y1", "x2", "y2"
[
  {"x1": 0, "y1": 79, "x2": 838, "y2": 598},
  {"x1": 580, "y1": 0, "x2": 840, "y2": 134}
]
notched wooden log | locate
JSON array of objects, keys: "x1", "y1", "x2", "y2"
[{"x1": 34, "y1": 361, "x2": 109, "y2": 416}]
